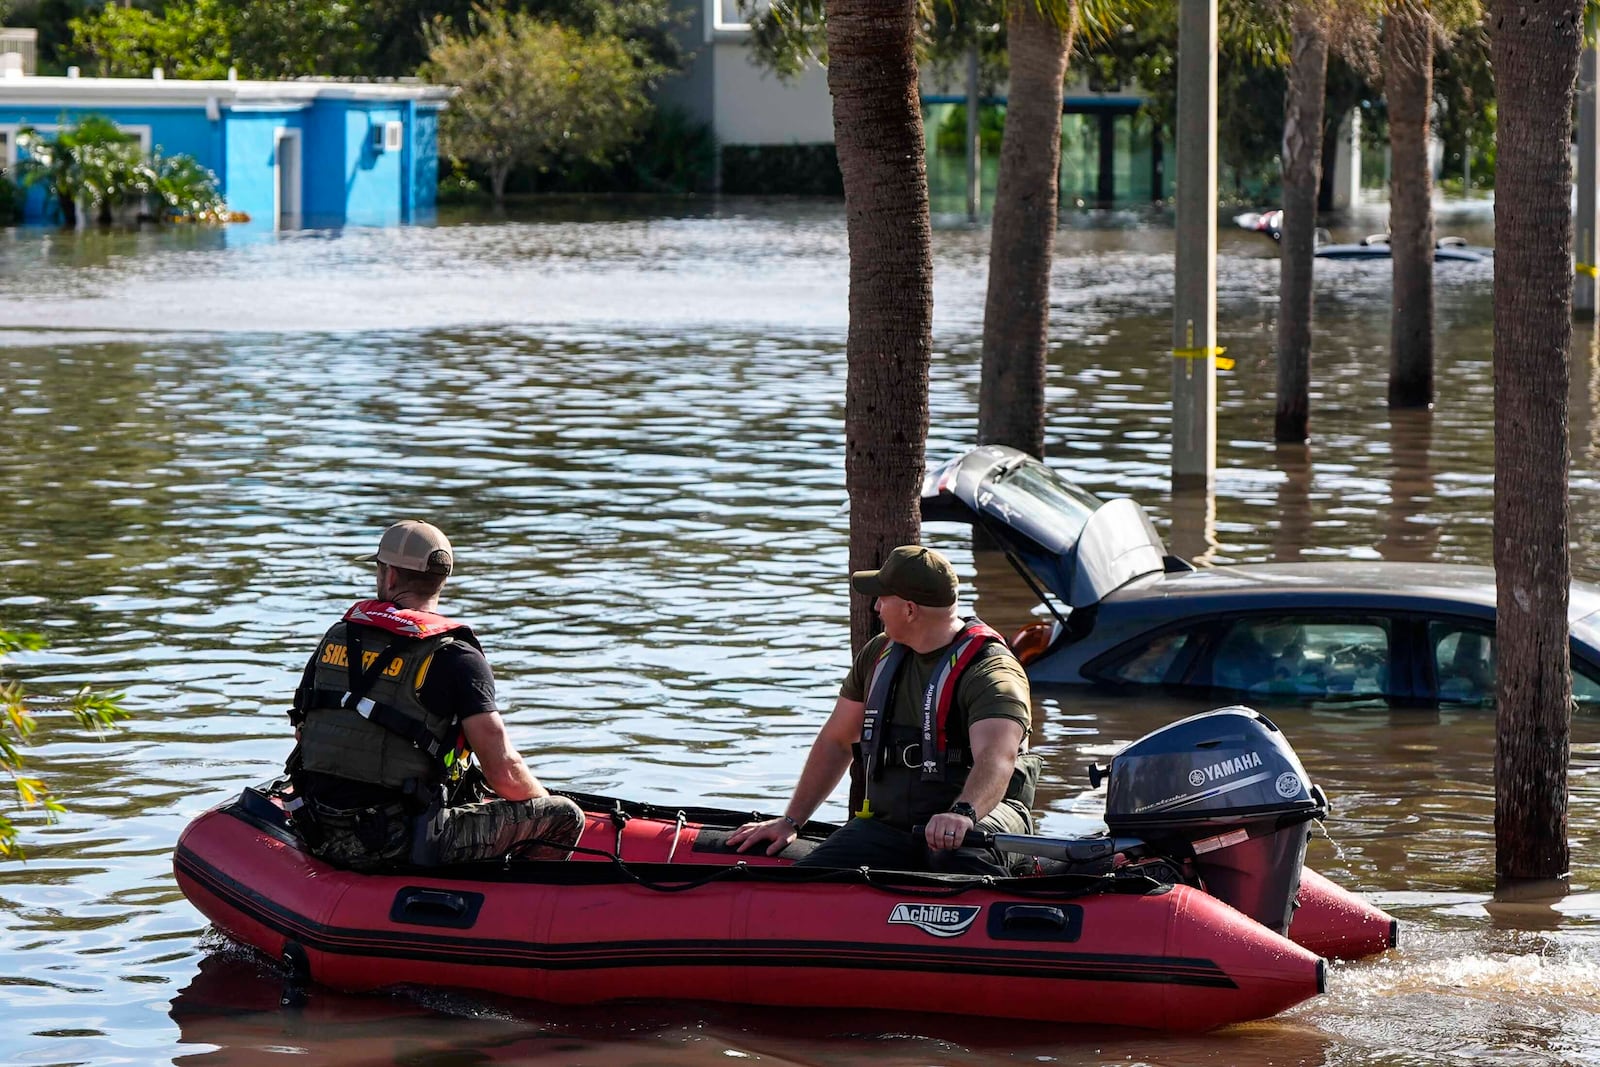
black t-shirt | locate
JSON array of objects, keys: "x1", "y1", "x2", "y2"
[{"x1": 297, "y1": 636, "x2": 497, "y2": 809}]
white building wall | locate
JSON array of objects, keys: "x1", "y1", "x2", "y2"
[{"x1": 710, "y1": 39, "x2": 834, "y2": 145}]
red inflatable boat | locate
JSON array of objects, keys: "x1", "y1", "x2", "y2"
[
  {"x1": 174, "y1": 710, "x2": 1396, "y2": 1031},
  {"x1": 177, "y1": 788, "x2": 1329, "y2": 1032}
]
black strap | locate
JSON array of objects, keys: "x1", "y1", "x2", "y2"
[
  {"x1": 345, "y1": 627, "x2": 400, "y2": 709},
  {"x1": 306, "y1": 685, "x2": 447, "y2": 761}
]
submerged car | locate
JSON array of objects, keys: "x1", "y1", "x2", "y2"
[
  {"x1": 1233, "y1": 210, "x2": 1490, "y2": 262},
  {"x1": 1313, "y1": 233, "x2": 1493, "y2": 263},
  {"x1": 921, "y1": 445, "x2": 1600, "y2": 706}
]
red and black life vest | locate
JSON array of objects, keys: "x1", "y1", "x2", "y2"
[
  {"x1": 855, "y1": 619, "x2": 1008, "y2": 823},
  {"x1": 292, "y1": 600, "x2": 479, "y2": 794}
]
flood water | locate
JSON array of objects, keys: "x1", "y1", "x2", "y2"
[{"x1": 1, "y1": 199, "x2": 1598, "y2": 1066}]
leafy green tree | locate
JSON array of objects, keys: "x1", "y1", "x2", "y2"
[
  {"x1": 219, "y1": 0, "x2": 374, "y2": 78},
  {"x1": 357, "y1": 0, "x2": 685, "y2": 77},
  {"x1": 68, "y1": 0, "x2": 232, "y2": 79},
  {"x1": 1, "y1": 628, "x2": 125, "y2": 860},
  {"x1": 422, "y1": 6, "x2": 662, "y2": 203},
  {"x1": 15, "y1": 115, "x2": 141, "y2": 226}
]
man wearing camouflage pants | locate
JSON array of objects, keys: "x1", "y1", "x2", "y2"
[{"x1": 287, "y1": 520, "x2": 583, "y2": 870}]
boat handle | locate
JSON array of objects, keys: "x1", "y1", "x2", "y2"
[
  {"x1": 1000, "y1": 905, "x2": 1068, "y2": 932},
  {"x1": 390, "y1": 887, "x2": 484, "y2": 929}
]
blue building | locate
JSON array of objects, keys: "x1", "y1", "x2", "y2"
[{"x1": 0, "y1": 73, "x2": 450, "y2": 227}]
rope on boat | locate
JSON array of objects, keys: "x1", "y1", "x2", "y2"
[{"x1": 503, "y1": 834, "x2": 1169, "y2": 900}]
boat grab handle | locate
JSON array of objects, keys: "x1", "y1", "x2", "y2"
[
  {"x1": 390, "y1": 886, "x2": 485, "y2": 930},
  {"x1": 1000, "y1": 905, "x2": 1069, "y2": 932}
]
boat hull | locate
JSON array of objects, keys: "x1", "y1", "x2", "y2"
[{"x1": 175, "y1": 791, "x2": 1327, "y2": 1032}]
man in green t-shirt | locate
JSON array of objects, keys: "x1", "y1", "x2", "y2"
[{"x1": 728, "y1": 546, "x2": 1039, "y2": 875}]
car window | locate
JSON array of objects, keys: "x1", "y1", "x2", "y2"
[
  {"x1": 1101, "y1": 630, "x2": 1190, "y2": 684},
  {"x1": 985, "y1": 463, "x2": 1102, "y2": 544},
  {"x1": 1575, "y1": 666, "x2": 1600, "y2": 708},
  {"x1": 1429, "y1": 622, "x2": 1495, "y2": 705},
  {"x1": 1207, "y1": 617, "x2": 1391, "y2": 698}
]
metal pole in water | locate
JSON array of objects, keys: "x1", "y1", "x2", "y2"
[
  {"x1": 1576, "y1": 25, "x2": 1598, "y2": 318},
  {"x1": 1172, "y1": 0, "x2": 1219, "y2": 488},
  {"x1": 966, "y1": 42, "x2": 981, "y2": 224}
]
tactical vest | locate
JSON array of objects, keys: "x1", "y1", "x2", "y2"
[
  {"x1": 292, "y1": 600, "x2": 479, "y2": 795},
  {"x1": 854, "y1": 619, "x2": 1011, "y2": 826}
]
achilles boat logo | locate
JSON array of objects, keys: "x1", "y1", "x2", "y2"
[{"x1": 888, "y1": 903, "x2": 982, "y2": 938}]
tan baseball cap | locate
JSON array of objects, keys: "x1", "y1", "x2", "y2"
[
  {"x1": 850, "y1": 545, "x2": 958, "y2": 607},
  {"x1": 359, "y1": 520, "x2": 453, "y2": 575}
]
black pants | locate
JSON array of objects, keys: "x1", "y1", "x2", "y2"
[{"x1": 795, "y1": 799, "x2": 1033, "y2": 877}]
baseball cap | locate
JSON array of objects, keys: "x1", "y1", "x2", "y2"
[
  {"x1": 359, "y1": 520, "x2": 453, "y2": 575},
  {"x1": 850, "y1": 545, "x2": 958, "y2": 607}
]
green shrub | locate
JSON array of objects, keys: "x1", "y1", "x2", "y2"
[
  {"x1": 0, "y1": 170, "x2": 21, "y2": 225},
  {"x1": 720, "y1": 143, "x2": 842, "y2": 196},
  {"x1": 15, "y1": 116, "x2": 228, "y2": 226}
]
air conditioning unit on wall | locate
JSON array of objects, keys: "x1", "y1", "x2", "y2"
[{"x1": 371, "y1": 120, "x2": 404, "y2": 153}]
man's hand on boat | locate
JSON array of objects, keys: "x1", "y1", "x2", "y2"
[
  {"x1": 922, "y1": 809, "x2": 976, "y2": 851},
  {"x1": 727, "y1": 814, "x2": 804, "y2": 856}
]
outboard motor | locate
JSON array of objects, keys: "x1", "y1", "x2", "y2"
[{"x1": 1094, "y1": 706, "x2": 1327, "y2": 934}]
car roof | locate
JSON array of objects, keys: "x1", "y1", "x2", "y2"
[{"x1": 1110, "y1": 561, "x2": 1600, "y2": 626}]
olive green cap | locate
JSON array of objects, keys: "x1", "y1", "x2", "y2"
[{"x1": 850, "y1": 545, "x2": 958, "y2": 607}]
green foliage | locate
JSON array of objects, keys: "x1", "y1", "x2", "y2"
[
  {"x1": 738, "y1": 0, "x2": 827, "y2": 80},
  {"x1": 68, "y1": 0, "x2": 232, "y2": 79},
  {"x1": 422, "y1": 6, "x2": 663, "y2": 201},
  {"x1": 146, "y1": 148, "x2": 229, "y2": 220},
  {"x1": 220, "y1": 0, "x2": 374, "y2": 78},
  {"x1": 934, "y1": 103, "x2": 1005, "y2": 156},
  {"x1": 324, "y1": 0, "x2": 687, "y2": 78},
  {"x1": 15, "y1": 115, "x2": 227, "y2": 226},
  {"x1": 720, "y1": 143, "x2": 843, "y2": 196},
  {"x1": 0, "y1": 168, "x2": 21, "y2": 225},
  {"x1": 16, "y1": 115, "x2": 139, "y2": 225},
  {"x1": 600, "y1": 105, "x2": 718, "y2": 194},
  {"x1": 1, "y1": 627, "x2": 126, "y2": 860},
  {"x1": 437, "y1": 157, "x2": 487, "y2": 205},
  {"x1": 739, "y1": 0, "x2": 1145, "y2": 85},
  {"x1": 1433, "y1": 22, "x2": 1496, "y2": 190}
]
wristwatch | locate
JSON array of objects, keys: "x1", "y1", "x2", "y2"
[{"x1": 948, "y1": 801, "x2": 978, "y2": 822}]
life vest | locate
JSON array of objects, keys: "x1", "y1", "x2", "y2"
[
  {"x1": 855, "y1": 619, "x2": 1009, "y2": 824},
  {"x1": 292, "y1": 600, "x2": 479, "y2": 795}
]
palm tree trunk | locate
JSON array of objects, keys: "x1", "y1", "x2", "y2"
[
  {"x1": 1274, "y1": 2, "x2": 1329, "y2": 444},
  {"x1": 1488, "y1": 0, "x2": 1582, "y2": 886},
  {"x1": 826, "y1": 0, "x2": 933, "y2": 655},
  {"x1": 1385, "y1": 0, "x2": 1435, "y2": 408},
  {"x1": 977, "y1": 0, "x2": 1074, "y2": 460}
]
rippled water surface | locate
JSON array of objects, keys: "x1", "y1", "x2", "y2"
[{"x1": 2, "y1": 199, "x2": 1598, "y2": 1066}]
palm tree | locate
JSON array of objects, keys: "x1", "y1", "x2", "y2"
[
  {"x1": 1274, "y1": 0, "x2": 1330, "y2": 443},
  {"x1": 978, "y1": 0, "x2": 1076, "y2": 459},
  {"x1": 1487, "y1": 0, "x2": 1583, "y2": 886},
  {"x1": 1384, "y1": 0, "x2": 1435, "y2": 408},
  {"x1": 827, "y1": 0, "x2": 935, "y2": 654}
]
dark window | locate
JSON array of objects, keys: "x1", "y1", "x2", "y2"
[
  {"x1": 1428, "y1": 622, "x2": 1495, "y2": 706},
  {"x1": 981, "y1": 462, "x2": 1102, "y2": 544},
  {"x1": 1206, "y1": 617, "x2": 1391, "y2": 698},
  {"x1": 1100, "y1": 630, "x2": 1191, "y2": 684},
  {"x1": 1575, "y1": 665, "x2": 1600, "y2": 707}
]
